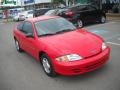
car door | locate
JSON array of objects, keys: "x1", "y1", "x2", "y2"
[
  {"x1": 72, "y1": 5, "x2": 90, "y2": 22},
  {"x1": 20, "y1": 21, "x2": 38, "y2": 58},
  {"x1": 85, "y1": 5, "x2": 99, "y2": 22}
]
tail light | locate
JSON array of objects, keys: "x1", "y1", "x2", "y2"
[{"x1": 65, "y1": 11, "x2": 73, "y2": 16}]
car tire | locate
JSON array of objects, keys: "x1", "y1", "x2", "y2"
[
  {"x1": 100, "y1": 16, "x2": 106, "y2": 23},
  {"x1": 77, "y1": 20, "x2": 83, "y2": 28},
  {"x1": 41, "y1": 54, "x2": 57, "y2": 77},
  {"x1": 14, "y1": 39, "x2": 23, "y2": 52}
]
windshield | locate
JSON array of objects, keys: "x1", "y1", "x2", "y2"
[
  {"x1": 34, "y1": 17, "x2": 76, "y2": 36},
  {"x1": 45, "y1": 10, "x2": 56, "y2": 15}
]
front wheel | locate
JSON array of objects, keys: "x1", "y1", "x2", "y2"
[
  {"x1": 41, "y1": 54, "x2": 57, "y2": 77},
  {"x1": 14, "y1": 39, "x2": 23, "y2": 52}
]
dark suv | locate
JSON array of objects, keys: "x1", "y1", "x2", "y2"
[{"x1": 57, "y1": 4, "x2": 106, "y2": 27}]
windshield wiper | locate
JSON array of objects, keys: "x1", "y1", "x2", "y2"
[
  {"x1": 38, "y1": 33, "x2": 55, "y2": 37},
  {"x1": 55, "y1": 29, "x2": 74, "y2": 34}
]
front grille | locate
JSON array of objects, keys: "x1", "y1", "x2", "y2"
[{"x1": 83, "y1": 57, "x2": 107, "y2": 71}]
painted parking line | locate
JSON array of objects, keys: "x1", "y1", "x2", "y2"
[
  {"x1": 0, "y1": 23, "x2": 4, "y2": 24},
  {"x1": 88, "y1": 29, "x2": 120, "y2": 41},
  {"x1": 118, "y1": 38, "x2": 120, "y2": 40},
  {"x1": 105, "y1": 34, "x2": 120, "y2": 40},
  {"x1": 0, "y1": 22, "x2": 5, "y2": 25},
  {"x1": 89, "y1": 29, "x2": 109, "y2": 35},
  {"x1": 107, "y1": 42, "x2": 120, "y2": 46},
  {"x1": 104, "y1": 21, "x2": 116, "y2": 24},
  {"x1": 86, "y1": 21, "x2": 116, "y2": 28}
]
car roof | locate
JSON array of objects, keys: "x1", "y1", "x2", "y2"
[
  {"x1": 26, "y1": 15, "x2": 59, "y2": 23},
  {"x1": 69, "y1": 4, "x2": 90, "y2": 8}
]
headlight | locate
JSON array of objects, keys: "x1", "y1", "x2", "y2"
[
  {"x1": 102, "y1": 42, "x2": 107, "y2": 50},
  {"x1": 56, "y1": 54, "x2": 83, "y2": 62}
]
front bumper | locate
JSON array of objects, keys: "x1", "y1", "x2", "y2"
[{"x1": 53, "y1": 47, "x2": 110, "y2": 76}]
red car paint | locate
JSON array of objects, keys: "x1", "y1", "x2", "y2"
[{"x1": 13, "y1": 16, "x2": 110, "y2": 76}]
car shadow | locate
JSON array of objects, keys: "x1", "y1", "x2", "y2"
[{"x1": 84, "y1": 20, "x2": 110, "y2": 28}]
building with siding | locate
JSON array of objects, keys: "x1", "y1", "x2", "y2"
[
  {"x1": 21, "y1": 0, "x2": 52, "y2": 10},
  {"x1": 65, "y1": 0, "x2": 120, "y2": 13}
]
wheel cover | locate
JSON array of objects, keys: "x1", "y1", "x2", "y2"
[
  {"x1": 101, "y1": 16, "x2": 106, "y2": 23},
  {"x1": 77, "y1": 20, "x2": 83, "y2": 27},
  {"x1": 42, "y1": 58, "x2": 51, "y2": 73},
  {"x1": 15, "y1": 40, "x2": 20, "y2": 50}
]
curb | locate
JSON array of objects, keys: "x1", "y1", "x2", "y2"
[
  {"x1": 0, "y1": 19, "x2": 14, "y2": 23},
  {"x1": 106, "y1": 13, "x2": 120, "y2": 21}
]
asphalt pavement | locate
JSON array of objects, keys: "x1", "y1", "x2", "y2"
[{"x1": 0, "y1": 20, "x2": 120, "y2": 90}]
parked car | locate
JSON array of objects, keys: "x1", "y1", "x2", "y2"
[
  {"x1": 34, "y1": 8, "x2": 51, "y2": 17},
  {"x1": 53, "y1": 4, "x2": 106, "y2": 27},
  {"x1": 13, "y1": 10, "x2": 33, "y2": 21},
  {"x1": 13, "y1": 16, "x2": 110, "y2": 77},
  {"x1": 0, "y1": 13, "x2": 3, "y2": 19}
]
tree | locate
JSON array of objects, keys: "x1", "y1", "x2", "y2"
[{"x1": 52, "y1": 0, "x2": 65, "y2": 5}]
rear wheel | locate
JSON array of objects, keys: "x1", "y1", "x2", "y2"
[
  {"x1": 77, "y1": 20, "x2": 83, "y2": 28},
  {"x1": 41, "y1": 54, "x2": 57, "y2": 77}
]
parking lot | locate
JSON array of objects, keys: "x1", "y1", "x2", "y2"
[{"x1": 0, "y1": 20, "x2": 120, "y2": 90}]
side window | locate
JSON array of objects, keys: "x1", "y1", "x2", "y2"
[
  {"x1": 71, "y1": 7, "x2": 78, "y2": 12},
  {"x1": 28, "y1": 11, "x2": 33, "y2": 14},
  {"x1": 17, "y1": 22, "x2": 24, "y2": 31},
  {"x1": 22, "y1": 22, "x2": 33, "y2": 34}
]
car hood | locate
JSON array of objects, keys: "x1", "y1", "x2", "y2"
[{"x1": 39, "y1": 30, "x2": 103, "y2": 58}]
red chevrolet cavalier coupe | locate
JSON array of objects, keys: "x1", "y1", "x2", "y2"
[{"x1": 13, "y1": 16, "x2": 110, "y2": 77}]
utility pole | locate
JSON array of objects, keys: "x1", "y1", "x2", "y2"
[{"x1": 33, "y1": 0, "x2": 35, "y2": 17}]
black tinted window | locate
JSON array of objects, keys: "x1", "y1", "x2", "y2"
[
  {"x1": 17, "y1": 22, "x2": 24, "y2": 31},
  {"x1": 22, "y1": 22, "x2": 33, "y2": 34}
]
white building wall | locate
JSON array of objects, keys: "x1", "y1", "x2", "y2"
[
  {"x1": 35, "y1": 0, "x2": 51, "y2": 4},
  {"x1": 19, "y1": 0, "x2": 52, "y2": 6}
]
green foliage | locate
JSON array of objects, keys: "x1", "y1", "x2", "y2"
[{"x1": 52, "y1": 0, "x2": 64, "y2": 4}]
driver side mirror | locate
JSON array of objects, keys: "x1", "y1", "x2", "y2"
[{"x1": 25, "y1": 33, "x2": 34, "y2": 38}]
